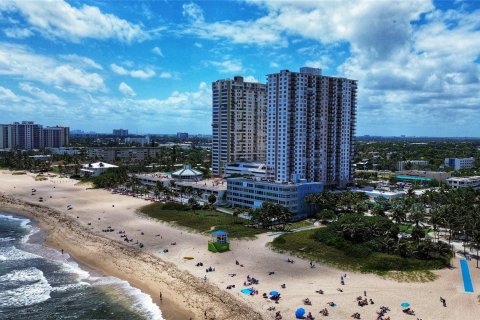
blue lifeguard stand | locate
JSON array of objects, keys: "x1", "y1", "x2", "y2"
[{"x1": 208, "y1": 230, "x2": 230, "y2": 252}]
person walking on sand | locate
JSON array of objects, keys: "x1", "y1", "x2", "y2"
[
  {"x1": 159, "y1": 292, "x2": 162, "y2": 301},
  {"x1": 61, "y1": 249, "x2": 64, "y2": 255}
]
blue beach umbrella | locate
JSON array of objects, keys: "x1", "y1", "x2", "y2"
[
  {"x1": 269, "y1": 291, "x2": 279, "y2": 296},
  {"x1": 295, "y1": 307, "x2": 305, "y2": 318},
  {"x1": 401, "y1": 301, "x2": 410, "y2": 308}
]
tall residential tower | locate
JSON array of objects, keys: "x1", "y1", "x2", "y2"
[
  {"x1": 266, "y1": 67, "x2": 357, "y2": 187},
  {"x1": 212, "y1": 76, "x2": 267, "y2": 176}
]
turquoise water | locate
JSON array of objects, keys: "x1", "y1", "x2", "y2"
[
  {"x1": 460, "y1": 259, "x2": 474, "y2": 293},
  {"x1": 0, "y1": 211, "x2": 163, "y2": 319}
]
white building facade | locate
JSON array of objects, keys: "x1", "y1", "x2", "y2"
[
  {"x1": 266, "y1": 67, "x2": 356, "y2": 187},
  {"x1": 212, "y1": 76, "x2": 267, "y2": 176},
  {"x1": 444, "y1": 157, "x2": 475, "y2": 171}
]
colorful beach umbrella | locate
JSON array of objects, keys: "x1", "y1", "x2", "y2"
[
  {"x1": 269, "y1": 291, "x2": 279, "y2": 296},
  {"x1": 401, "y1": 301, "x2": 410, "y2": 308},
  {"x1": 295, "y1": 307, "x2": 305, "y2": 318}
]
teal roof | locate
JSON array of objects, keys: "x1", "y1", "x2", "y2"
[{"x1": 395, "y1": 175, "x2": 432, "y2": 181}]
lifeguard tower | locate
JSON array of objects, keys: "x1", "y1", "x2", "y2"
[{"x1": 208, "y1": 230, "x2": 230, "y2": 252}]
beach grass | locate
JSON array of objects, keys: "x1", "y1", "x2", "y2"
[
  {"x1": 139, "y1": 202, "x2": 267, "y2": 238},
  {"x1": 271, "y1": 229, "x2": 445, "y2": 281}
]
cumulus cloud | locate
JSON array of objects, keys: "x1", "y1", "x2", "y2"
[
  {"x1": 110, "y1": 63, "x2": 155, "y2": 79},
  {"x1": 0, "y1": 0, "x2": 147, "y2": 43},
  {"x1": 0, "y1": 43, "x2": 105, "y2": 93},
  {"x1": 19, "y1": 82, "x2": 66, "y2": 105},
  {"x1": 118, "y1": 82, "x2": 136, "y2": 97}
]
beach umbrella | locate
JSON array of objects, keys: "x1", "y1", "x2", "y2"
[
  {"x1": 295, "y1": 307, "x2": 305, "y2": 318},
  {"x1": 401, "y1": 302, "x2": 410, "y2": 308},
  {"x1": 269, "y1": 291, "x2": 279, "y2": 296}
]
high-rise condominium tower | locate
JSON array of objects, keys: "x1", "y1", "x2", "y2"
[
  {"x1": 212, "y1": 76, "x2": 267, "y2": 176},
  {"x1": 266, "y1": 67, "x2": 357, "y2": 187}
]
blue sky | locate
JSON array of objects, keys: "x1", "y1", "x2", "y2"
[{"x1": 0, "y1": 0, "x2": 479, "y2": 136}]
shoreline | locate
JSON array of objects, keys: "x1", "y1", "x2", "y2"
[{"x1": 0, "y1": 197, "x2": 261, "y2": 320}]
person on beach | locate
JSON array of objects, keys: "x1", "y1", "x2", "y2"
[
  {"x1": 159, "y1": 292, "x2": 162, "y2": 301},
  {"x1": 61, "y1": 249, "x2": 64, "y2": 255}
]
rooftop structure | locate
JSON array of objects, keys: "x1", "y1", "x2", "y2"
[
  {"x1": 133, "y1": 173, "x2": 171, "y2": 187},
  {"x1": 171, "y1": 164, "x2": 203, "y2": 181},
  {"x1": 395, "y1": 170, "x2": 451, "y2": 182},
  {"x1": 174, "y1": 178, "x2": 227, "y2": 203},
  {"x1": 224, "y1": 161, "x2": 266, "y2": 178}
]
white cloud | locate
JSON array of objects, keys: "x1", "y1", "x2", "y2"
[
  {"x1": 152, "y1": 46, "x2": 164, "y2": 57},
  {"x1": 210, "y1": 59, "x2": 243, "y2": 73},
  {"x1": 159, "y1": 71, "x2": 173, "y2": 79},
  {"x1": 244, "y1": 76, "x2": 259, "y2": 83},
  {"x1": 181, "y1": 2, "x2": 286, "y2": 46},
  {"x1": 4, "y1": 27, "x2": 33, "y2": 39},
  {"x1": 269, "y1": 62, "x2": 279, "y2": 69},
  {"x1": 110, "y1": 63, "x2": 155, "y2": 79},
  {"x1": 1, "y1": 0, "x2": 147, "y2": 43},
  {"x1": 194, "y1": 42, "x2": 203, "y2": 48},
  {"x1": 0, "y1": 86, "x2": 20, "y2": 101},
  {"x1": 60, "y1": 54, "x2": 103, "y2": 70},
  {"x1": 19, "y1": 82, "x2": 66, "y2": 106},
  {"x1": 130, "y1": 69, "x2": 155, "y2": 79},
  {"x1": 118, "y1": 82, "x2": 136, "y2": 97},
  {"x1": 0, "y1": 43, "x2": 105, "y2": 93}
]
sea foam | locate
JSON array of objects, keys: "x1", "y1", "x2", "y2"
[{"x1": 0, "y1": 267, "x2": 52, "y2": 308}]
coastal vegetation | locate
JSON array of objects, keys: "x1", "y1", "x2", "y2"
[
  {"x1": 139, "y1": 202, "x2": 267, "y2": 238},
  {"x1": 274, "y1": 186, "x2": 480, "y2": 275}
]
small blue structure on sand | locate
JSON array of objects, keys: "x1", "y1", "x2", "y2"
[{"x1": 208, "y1": 230, "x2": 230, "y2": 252}]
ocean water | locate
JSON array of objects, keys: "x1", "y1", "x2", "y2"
[{"x1": 0, "y1": 212, "x2": 163, "y2": 320}]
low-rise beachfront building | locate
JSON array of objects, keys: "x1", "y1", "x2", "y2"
[
  {"x1": 226, "y1": 177, "x2": 323, "y2": 219},
  {"x1": 395, "y1": 170, "x2": 451, "y2": 182},
  {"x1": 80, "y1": 162, "x2": 118, "y2": 177},
  {"x1": 174, "y1": 178, "x2": 227, "y2": 203},
  {"x1": 223, "y1": 162, "x2": 266, "y2": 178},
  {"x1": 350, "y1": 187, "x2": 406, "y2": 201},
  {"x1": 446, "y1": 176, "x2": 480, "y2": 189},
  {"x1": 133, "y1": 173, "x2": 171, "y2": 187}
]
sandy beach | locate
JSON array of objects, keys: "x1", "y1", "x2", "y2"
[{"x1": 1, "y1": 170, "x2": 479, "y2": 320}]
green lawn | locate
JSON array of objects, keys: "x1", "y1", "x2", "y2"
[
  {"x1": 138, "y1": 202, "x2": 267, "y2": 238},
  {"x1": 399, "y1": 224, "x2": 431, "y2": 236},
  {"x1": 271, "y1": 229, "x2": 446, "y2": 279},
  {"x1": 284, "y1": 219, "x2": 314, "y2": 231}
]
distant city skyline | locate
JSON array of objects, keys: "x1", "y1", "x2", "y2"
[{"x1": 0, "y1": 1, "x2": 479, "y2": 136}]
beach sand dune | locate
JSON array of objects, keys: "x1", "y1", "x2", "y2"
[{"x1": 1, "y1": 170, "x2": 479, "y2": 320}]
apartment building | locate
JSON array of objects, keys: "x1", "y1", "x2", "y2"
[
  {"x1": 266, "y1": 67, "x2": 357, "y2": 187},
  {"x1": 43, "y1": 126, "x2": 70, "y2": 148},
  {"x1": 444, "y1": 157, "x2": 475, "y2": 171},
  {"x1": 212, "y1": 76, "x2": 267, "y2": 176}
]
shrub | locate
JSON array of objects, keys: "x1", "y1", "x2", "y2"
[
  {"x1": 273, "y1": 237, "x2": 286, "y2": 245},
  {"x1": 162, "y1": 202, "x2": 190, "y2": 211}
]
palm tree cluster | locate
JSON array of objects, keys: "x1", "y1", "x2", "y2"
[
  {"x1": 306, "y1": 187, "x2": 480, "y2": 267},
  {"x1": 249, "y1": 202, "x2": 294, "y2": 230}
]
